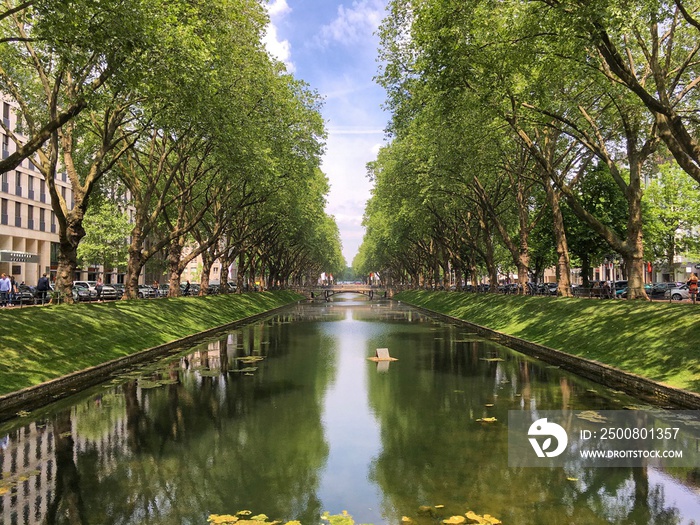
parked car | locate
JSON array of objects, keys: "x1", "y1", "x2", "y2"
[
  {"x1": 72, "y1": 282, "x2": 96, "y2": 302},
  {"x1": 649, "y1": 282, "x2": 679, "y2": 298},
  {"x1": 158, "y1": 284, "x2": 170, "y2": 297},
  {"x1": 111, "y1": 283, "x2": 125, "y2": 298},
  {"x1": 180, "y1": 282, "x2": 201, "y2": 296},
  {"x1": 137, "y1": 284, "x2": 157, "y2": 298},
  {"x1": 12, "y1": 284, "x2": 36, "y2": 305},
  {"x1": 74, "y1": 280, "x2": 96, "y2": 292},
  {"x1": 73, "y1": 280, "x2": 117, "y2": 301},
  {"x1": 617, "y1": 283, "x2": 653, "y2": 298},
  {"x1": 537, "y1": 282, "x2": 558, "y2": 295},
  {"x1": 98, "y1": 284, "x2": 119, "y2": 300},
  {"x1": 613, "y1": 280, "x2": 628, "y2": 292},
  {"x1": 665, "y1": 285, "x2": 690, "y2": 301}
]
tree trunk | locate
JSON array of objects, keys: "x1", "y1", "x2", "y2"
[
  {"x1": 54, "y1": 215, "x2": 86, "y2": 304},
  {"x1": 200, "y1": 250, "x2": 212, "y2": 296},
  {"x1": 237, "y1": 253, "x2": 245, "y2": 293},
  {"x1": 624, "y1": 180, "x2": 647, "y2": 299},
  {"x1": 547, "y1": 183, "x2": 572, "y2": 296},
  {"x1": 168, "y1": 241, "x2": 183, "y2": 297},
  {"x1": 124, "y1": 225, "x2": 146, "y2": 300}
]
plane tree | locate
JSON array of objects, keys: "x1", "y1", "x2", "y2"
[
  {"x1": 0, "y1": 0, "x2": 162, "y2": 173},
  {"x1": 377, "y1": 0, "x2": 661, "y2": 299},
  {"x1": 643, "y1": 161, "x2": 700, "y2": 273},
  {"x1": 536, "y1": 0, "x2": 700, "y2": 185},
  {"x1": 113, "y1": 0, "x2": 301, "y2": 299}
]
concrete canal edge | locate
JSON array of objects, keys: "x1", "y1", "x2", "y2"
[
  {"x1": 0, "y1": 299, "x2": 303, "y2": 422},
  {"x1": 405, "y1": 302, "x2": 700, "y2": 409}
]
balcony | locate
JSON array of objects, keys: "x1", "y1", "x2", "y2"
[
  {"x1": 0, "y1": 214, "x2": 7, "y2": 225},
  {"x1": 28, "y1": 189, "x2": 34, "y2": 200},
  {"x1": 51, "y1": 223, "x2": 56, "y2": 233},
  {"x1": 14, "y1": 216, "x2": 21, "y2": 227},
  {"x1": 39, "y1": 221, "x2": 45, "y2": 232},
  {"x1": 28, "y1": 219, "x2": 34, "y2": 230},
  {"x1": 1, "y1": 149, "x2": 8, "y2": 159},
  {"x1": 15, "y1": 186, "x2": 21, "y2": 197},
  {"x1": 1, "y1": 182, "x2": 7, "y2": 193}
]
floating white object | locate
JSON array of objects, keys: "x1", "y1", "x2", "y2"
[{"x1": 367, "y1": 348, "x2": 398, "y2": 362}]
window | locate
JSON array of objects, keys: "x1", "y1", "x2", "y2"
[
  {"x1": 28, "y1": 175, "x2": 34, "y2": 200},
  {"x1": 2, "y1": 102, "x2": 9, "y2": 127},
  {"x1": 1, "y1": 171, "x2": 7, "y2": 193},
  {"x1": 15, "y1": 171, "x2": 21, "y2": 196},
  {"x1": 1, "y1": 133, "x2": 8, "y2": 158},
  {"x1": 39, "y1": 207, "x2": 45, "y2": 231},
  {"x1": 39, "y1": 179, "x2": 46, "y2": 203},
  {"x1": 50, "y1": 210, "x2": 56, "y2": 233},
  {"x1": 27, "y1": 205, "x2": 34, "y2": 230},
  {"x1": 1, "y1": 198, "x2": 7, "y2": 225},
  {"x1": 14, "y1": 201, "x2": 21, "y2": 227},
  {"x1": 50, "y1": 242, "x2": 59, "y2": 265}
]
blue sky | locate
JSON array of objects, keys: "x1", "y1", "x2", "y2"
[{"x1": 263, "y1": 0, "x2": 389, "y2": 266}]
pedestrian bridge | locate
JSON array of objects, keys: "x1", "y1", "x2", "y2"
[{"x1": 309, "y1": 285, "x2": 385, "y2": 299}]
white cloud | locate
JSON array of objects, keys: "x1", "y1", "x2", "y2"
[
  {"x1": 318, "y1": 0, "x2": 385, "y2": 47},
  {"x1": 322, "y1": 133, "x2": 380, "y2": 263},
  {"x1": 263, "y1": 0, "x2": 295, "y2": 72},
  {"x1": 267, "y1": 0, "x2": 291, "y2": 17}
]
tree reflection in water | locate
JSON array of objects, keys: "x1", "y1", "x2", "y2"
[
  {"x1": 366, "y1": 324, "x2": 688, "y2": 524},
  {"x1": 1, "y1": 303, "x2": 699, "y2": 525}
]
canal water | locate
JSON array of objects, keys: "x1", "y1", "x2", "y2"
[{"x1": 1, "y1": 296, "x2": 700, "y2": 524}]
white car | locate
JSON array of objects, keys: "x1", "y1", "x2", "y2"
[
  {"x1": 73, "y1": 280, "x2": 118, "y2": 300},
  {"x1": 665, "y1": 284, "x2": 690, "y2": 301}
]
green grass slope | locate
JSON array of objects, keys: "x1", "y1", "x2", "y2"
[
  {"x1": 0, "y1": 291, "x2": 302, "y2": 395},
  {"x1": 396, "y1": 290, "x2": 700, "y2": 393}
]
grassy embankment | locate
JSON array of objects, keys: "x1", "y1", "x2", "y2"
[
  {"x1": 396, "y1": 290, "x2": 700, "y2": 393},
  {"x1": 0, "y1": 291, "x2": 303, "y2": 396}
]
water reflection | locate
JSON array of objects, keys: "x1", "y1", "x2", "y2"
[{"x1": 0, "y1": 299, "x2": 699, "y2": 524}]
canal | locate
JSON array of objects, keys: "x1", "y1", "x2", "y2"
[{"x1": 1, "y1": 296, "x2": 699, "y2": 524}]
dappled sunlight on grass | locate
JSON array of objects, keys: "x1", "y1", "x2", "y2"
[
  {"x1": 398, "y1": 291, "x2": 700, "y2": 392},
  {"x1": 0, "y1": 292, "x2": 302, "y2": 395}
]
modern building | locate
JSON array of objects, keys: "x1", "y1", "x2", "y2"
[{"x1": 0, "y1": 97, "x2": 72, "y2": 286}]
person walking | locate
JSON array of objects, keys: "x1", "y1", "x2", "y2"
[
  {"x1": 688, "y1": 273, "x2": 699, "y2": 304},
  {"x1": 8, "y1": 276, "x2": 18, "y2": 306},
  {"x1": 36, "y1": 273, "x2": 50, "y2": 304},
  {"x1": 0, "y1": 273, "x2": 11, "y2": 308},
  {"x1": 96, "y1": 277, "x2": 103, "y2": 302}
]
